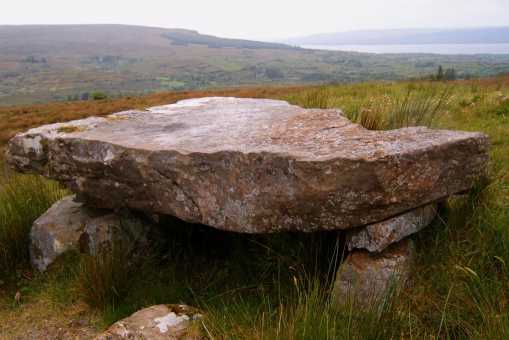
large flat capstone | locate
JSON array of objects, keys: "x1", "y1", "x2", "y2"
[{"x1": 7, "y1": 97, "x2": 489, "y2": 233}]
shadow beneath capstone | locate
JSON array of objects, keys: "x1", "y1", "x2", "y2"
[
  {"x1": 159, "y1": 214, "x2": 346, "y2": 268},
  {"x1": 134, "y1": 213, "x2": 348, "y2": 303}
]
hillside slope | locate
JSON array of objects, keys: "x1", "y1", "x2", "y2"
[
  {"x1": 0, "y1": 25, "x2": 293, "y2": 56},
  {"x1": 1, "y1": 25, "x2": 509, "y2": 105}
]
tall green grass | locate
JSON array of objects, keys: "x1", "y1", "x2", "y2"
[
  {"x1": 385, "y1": 85, "x2": 453, "y2": 129},
  {"x1": 77, "y1": 245, "x2": 134, "y2": 310},
  {"x1": 299, "y1": 87, "x2": 331, "y2": 109},
  {"x1": 286, "y1": 83, "x2": 453, "y2": 130},
  {"x1": 0, "y1": 169, "x2": 65, "y2": 278},
  {"x1": 204, "y1": 275, "x2": 406, "y2": 339}
]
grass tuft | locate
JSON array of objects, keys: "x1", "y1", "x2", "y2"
[
  {"x1": 0, "y1": 169, "x2": 65, "y2": 279},
  {"x1": 300, "y1": 87, "x2": 330, "y2": 109},
  {"x1": 204, "y1": 274, "x2": 407, "y2": 339},
  {"x1": 76, "y1": 244, "x2": 134, "y2": 311},
  {"x1": 385, "y1": 85, "x2": 453, "y2": 129}
]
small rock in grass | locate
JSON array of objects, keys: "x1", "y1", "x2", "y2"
[{"x1": 95, "y1": 304, "x2": 204, "y2": 339}]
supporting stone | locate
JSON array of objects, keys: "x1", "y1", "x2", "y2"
[
  {"x1": 332, "y1": 239, "x2": 414, "y2": 307},
  {"x1": 346, "y1": 204, "x2": 437, "y2": 253},
  {"x1": 95, "y1": 304, "x2": 203, "y2": 339},
  {"x1": 30, "y1": 195, "x2": 156, "y2": 272}
]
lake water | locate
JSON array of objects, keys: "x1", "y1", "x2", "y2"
[{"x1": 302, "y1": 43, "x2": 509, "y2": 55}]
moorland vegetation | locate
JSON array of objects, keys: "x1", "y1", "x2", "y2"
[{"x1": 1, "y1": 75, "x2": 509, "y2": 338}]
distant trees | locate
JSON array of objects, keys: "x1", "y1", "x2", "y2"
[
  {"x1": 23, "y1": 56, "x2": 47, "y2": 64},
  {"x1": 64, "y1": 91, "x2": 108, "y2": 102},
  {"x1": 66, "y1": 94, "x2": 80, "y2": 101},
  {"x1": 436, "y1": 66, "x2": 444, "y2": 80},
  {"x1": 415, "y1": 61, "x2": 436, "y2": 68},
  {"x1": 444, "y1": 68, "x2": 457, "y2": 81},
  {"x1": 264, "y1": 67, "x2": 284, "y2": 80},
  {"x1": 433, "y1": 65, "x2": 457, "y2": 81}
]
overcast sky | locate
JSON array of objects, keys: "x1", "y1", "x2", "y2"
[{"x1": 2, "y1": 0, "x2": 508, "y2": 40}]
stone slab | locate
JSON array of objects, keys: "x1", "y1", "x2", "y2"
[
  {"x1": 346, "y1": 204, "x2": 437, "y2": 253},
  {"x1": 8, "y1": 97, "x2": 490, "y2": 233}
]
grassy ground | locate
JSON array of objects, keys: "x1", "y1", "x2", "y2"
[{"x1": 0, "y1": 76, "x2": 509, "y2": 338}]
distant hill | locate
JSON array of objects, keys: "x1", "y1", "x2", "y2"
[
  {"x1": 286, "y1": 27, "x2": 509, "y2": 45},
  {"x1": 0, "y1": 25, "x2": 294, "y2": 56},
  {"x1": 1, "y1": 25, "x2": 509, "y2": 106}
]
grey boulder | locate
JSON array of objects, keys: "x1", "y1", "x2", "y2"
[
  {"x1": 30, "y1": 195, "x2": 155, "y2": 272},
  {"x1": 332, "y1": 239, "x2": 414, "y2": 306}
]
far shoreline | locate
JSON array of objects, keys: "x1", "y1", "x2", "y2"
[{"x1": 302, "y1": 43, "x2": 509, "y2": 55}]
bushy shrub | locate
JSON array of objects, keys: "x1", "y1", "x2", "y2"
[
  {"x1": 91, "y1": 91, "x2": 108, "y2": 100},
  {"x1": 492, "y1": 99, "x2": 509, "y2": 117}
]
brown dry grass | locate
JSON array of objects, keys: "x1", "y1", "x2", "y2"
[{"x1": 0, "y1": 299, "x2": 99, "y2": 339}]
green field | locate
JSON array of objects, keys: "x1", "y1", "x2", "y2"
[
  {"x1": 1, "y1": 76, "x2": 509, "y2": 338},
  {"x1": 2, "y1": 25, "x2": 509, "y2": 106}
]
